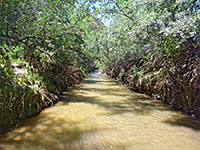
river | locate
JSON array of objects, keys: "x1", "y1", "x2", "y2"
[{"x1": 0, "y1": 72, "x2": 200, "y2": 150}]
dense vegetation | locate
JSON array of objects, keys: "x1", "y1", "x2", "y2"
[
  {"x1": 0, "y1": 0, "x2": 200, "y2": 133},
  {"x1": 0, "y1": 0, "x2": 100, "y2": 133},
  {"x1": 86, "y1": 0, "x2": 200, "y2": 117}
]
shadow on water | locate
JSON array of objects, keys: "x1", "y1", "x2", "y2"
[
  {"x1": 62, "y1": 74, "x2": 200, "y2": 131},
  {"x1": 83, "y1": 79, "x2": 115, "y2": 84},
  {"x1": 62, "y1": 92, "x2": 170, "y2": 116},
  {"x1": 0, "y1": 113, "x2": 102, "y2": 150},
  {"x1": 0, "y1": 113, "x2": 132, "y2": 150},
  {"x1": 1, "y1": 72, "x2": 200, "y2": 150},
  {"x1": 61, "y1": 95, "x2": 200, "y2": 131},
  {"x1": 163, "y1": 115, "x2": 200, "y2": 131},
  {"x1": 63, "y1": 86, "x2": 169, "y2": 117}
]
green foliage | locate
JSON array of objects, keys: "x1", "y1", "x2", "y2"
[
  {"x1": 86, "y1": 0, "x2": 200, "y2": 115},
  {"x1": 0, "y1": 0, "x2": 98, "y2": 133},
  {"x1": 86, "y1": 0, "x2": 199, "y2": 65},
  {"x1": 1, "y1": 0, "x2": 200, "y2": 132}
]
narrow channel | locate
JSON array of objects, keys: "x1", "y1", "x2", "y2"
[{"x1": 1, "y1": 72, "x2": 200, "y2": 150}]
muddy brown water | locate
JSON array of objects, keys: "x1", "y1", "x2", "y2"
[{"x1": 1, "y1": 72, "x2": 200, "y2": 150}]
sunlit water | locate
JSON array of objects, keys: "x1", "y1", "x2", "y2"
[{"x1": 1, "y1": 72, "x2": 200, "y2": 150}]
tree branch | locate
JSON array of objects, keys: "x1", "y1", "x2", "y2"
[{"x1": 110, "y1": 0, "x2": 135, "y2": 22}]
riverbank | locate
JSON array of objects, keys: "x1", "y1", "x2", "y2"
[
  {"x1": 0, "y1": 59, "x2": 88, "y2": 134},
  {"x1": 1, "y1": 72, "x2": 200, "y2": 150},
  {"x1": 103, "y1": 48, "x2": 200, "y2": 118}
]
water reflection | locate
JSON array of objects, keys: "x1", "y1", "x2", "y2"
[{"x1": 1, "y1": 72, "x2": 200, "y2": 150}]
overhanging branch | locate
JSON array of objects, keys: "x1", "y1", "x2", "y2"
[{"x1": 110, "y1": 0, "x2": 135, "y2": 22}]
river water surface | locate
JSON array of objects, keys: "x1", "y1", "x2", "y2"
[{"x1": 1, "y1": 72, "x2": 200, "y2": 150}]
